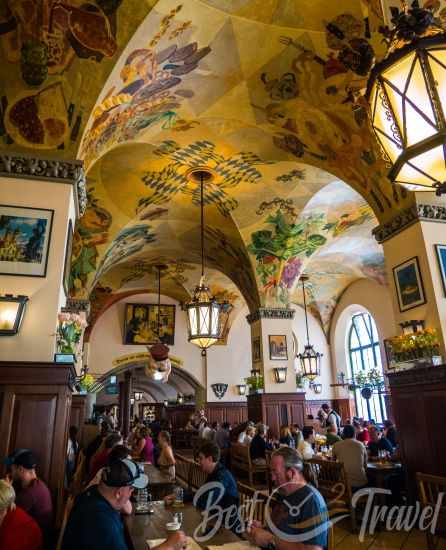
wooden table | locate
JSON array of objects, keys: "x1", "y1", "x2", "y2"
[
  {"x1": 125, "y1": 502, "x2": 242, "y2": 550},
  {"x1": 142, "y1": 464, "x2": 176, "y2": 500}
]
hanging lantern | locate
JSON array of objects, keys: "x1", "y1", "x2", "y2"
[
  {"x1": 298, "y1": 276, "x2": 322, "y2": 380},
  {"x1": 366, "y1": 1, "x2": 446, "y2": 194},
  {"x1": 185, "y1": 169, "x2": 223, "y2": 356}
]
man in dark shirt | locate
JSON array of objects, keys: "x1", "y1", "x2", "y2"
[
  {"x1": 249, "y1": 424, "x2": 272, "y2": 464},
  {"x1": 195, "y1": 441, "x2": 239, "y2": 531},
  {"x1": 62, "y1": 458, "x2": 186, "y2": 550},
  {"x1": 368, "y1": 426, "x2": 394, "y2": 457},
  {"x1": 3, "y1": 449, "x2": 53, "y2": 545},
  {"x1": 246, "y1": 447, "x2": 328, "y2": 549}
]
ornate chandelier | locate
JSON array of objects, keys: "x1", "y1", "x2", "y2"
[
  {"x1": 145, "y1": 265, "x2": 171, "y2": 383},
  {"x1": 298, "y1": 275, "x2": 322, "y2": 381},
  {"x1": 185, "y1": 169, "x2": 223, "y2": 356},
  {"x1": 367, "y1": 1, "x2": 446, "y2": 194}
]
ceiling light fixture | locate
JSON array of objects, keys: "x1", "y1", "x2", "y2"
[
  {"x1": 366, "y1": 1, "x2": 446, "y2": 194},
  {"x1": 298, "y1": 276, "x2": 322, "y2": 381},
  {"x1": 185, "y1": 168, "x2": 223, "y2": 356}
]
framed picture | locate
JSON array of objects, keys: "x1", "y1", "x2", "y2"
[
  {"x1": 0, "y1": 204, "x2": 53, "y2": 277},
  {"x1": 63, "y1": 219, "x2": 73, "y2": 297},
  {"x1": 435, "y1": 244, "x2": 446, "y2": 296},
  {"x1": 269, "y1": 335, "x2": 288, "y2": 360},
  {"x1": 252, "y1": 336, "x2": 262, "y2": 362},
  {"x1": 124, "y1": 303, "x2": 175, "y2": 345},
  {"x1": 383, "y1": 338, "x2": 395, "y2": 370},
  {"x1": 392, "y1": 256, "x2": 426, "y2": 312}
]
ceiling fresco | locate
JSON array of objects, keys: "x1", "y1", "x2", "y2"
[{"x1": 1, "y1": 0, "x2": 417, "y2": 336}]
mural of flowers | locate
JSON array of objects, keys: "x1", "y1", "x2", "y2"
[{"x1": 56, "y1": 312, "x2": 88, "y2": 356}]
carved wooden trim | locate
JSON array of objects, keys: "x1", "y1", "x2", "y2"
[
  {"x1": 386, "y1": 364, "x2": 446, "y2": 387},
  {"x1": 0, "y1": 151, "x2": 86, "y2": 219},
  {"x1": 246, "y1": 308, "x2": 295, "y2": 324}
]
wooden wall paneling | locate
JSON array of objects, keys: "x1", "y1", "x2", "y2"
[
  {"x1": 204, "y1": 402, "x2": 248, "y2": 426},
  {"x1": 247, "y1": 393, "x2": 306, "y2": 438},
  {"x1": 70, "y1": 395, "x2": 86, "y2": 441}
]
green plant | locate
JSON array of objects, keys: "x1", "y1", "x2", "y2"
[
  {"x1": 79, "y1": 373, "x2": 95, "y2": 393},
  {"x1": 295, "y1": 371, "x2": 305, "y2": 388},
  {"x1": 389, "y1": 327, "x2": 440, "y2": 361},
  {"x1": 354, "y1": 370, "x2": 368, "y2": 386},
  {"x1": 367, "y1": 367, "x2": 383, "y2": 386},
  {"x1": 245, "y1": 374, "x2": 264, "y2": 391}
]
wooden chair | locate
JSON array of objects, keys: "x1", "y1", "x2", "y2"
[
  {"x1": 308, "y1": 458, "x2": 358, "y2": 532},
  {"x1": 231, "y1": 443, "x2": 268, "y2": 486},
  {"x1": 416, "y1": 472, "x2": 446, "y2": 549},
  {"x1": 174, "y1": 453, "x2": 191, "y2": 488},
  {"x1": 237, "y1": 482, "x2": 268, "y2": 525},
  {"x1": 189, "y1": 459, "x2": 207, "y2": 491},
  {"x1": 55, "y1": 495, "x2": 75, "y2": 550}
]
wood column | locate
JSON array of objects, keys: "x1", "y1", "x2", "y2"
[
  {"x1": 70, "y1": 395, "x2": 86, "y2": 441},
  {"x1": 122, "y1": 372, "x2": 132, "y2": 438},
  {"x1": 247, "y1": 392, "x2": 306, "y2": 438},
  {"x1": 0, "y1": 361, "x2": 76, "y2": 525},
  {"x1": 118, "y1": 381, "x2": 125, "y2": 432}
]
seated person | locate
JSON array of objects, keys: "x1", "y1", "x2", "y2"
[
  {"x1": 0, "y1": 479, "x2": 43, "y2": 550},
  {"x1": 90, "y1": 432, "x2": 123, "y2": 481},
  {"x1": 279, "y1": 426, "x2": 293, "y2": 446},
  {"x1": 158, "y1": 431, "x2": 175, "y2": 479},
  {"x1": 249, "y1": 424, "x2": 272, "y2": 465},
  {"x1": 3, "y1": 449, "x2": 53, "y2": 544},
  {"x1": 242, "y1": 426, "x2": 255, "y2": 446},
  {"x1": 368, "y1": 426, "x2": 394, "y2": 458},
  {"x1": 132, "y1": 427, "x2": 154, "y2": 464},
  {"x1": 325, "y1": 422, "x2": 342, "y2": 446},
  {"x1": 290, "y1": 424, "x2": 303, "y2": 448},
  {"x1": 62, "y1": 458, "x2": 186, "y2": 550},
  {"x1": 246, "y1": 447, "x2": 328, "y2": 550},
  {"x1": 354, "y1": 420, "x2": 370, "y2": 444},
  {"x1": 84, "y1": 422, "x2": 111, "y2": 471},
  {"x1": 332, "y1": 425, "x2": 368, "y2": 491},
  {"x1": 297, "y1": 426, "x2": 315, "y2": 460},
  {"x1": 383, "y1": 420, "x2": 398, "y2": 448}
]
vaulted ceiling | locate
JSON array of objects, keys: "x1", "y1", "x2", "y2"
[{"x1": 0, "y1": 0, "x2": 419, "y2": 334}]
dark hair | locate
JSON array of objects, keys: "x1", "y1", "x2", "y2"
[
  {"x1": 211, "y1": 422, "x2": 218, "y2": 429},
  {"x1": 353, "y1": 420, "x2": 361, "y2": 429},
  {"x1": 139, "y1": 427, "x2": 149, "y2": 438},
  {"x1": 302, "y1": 426, "x2": 314, "y2": 440},
  {"x1": 198, "y1": 441, "x2": 220, "y2": 463},
  {"x1": 307, "y1": 414, "x2": 314, "y2": 420},
  {"x1": 383, "y1": 420, "x2": 394, "y2": 428},
  {"x1": 321, "y1": 404, "x2": 330, "y2": 412},
  {"x1": 222, "y1": 422, "x2": 230, "y2": 429},
  {"x1": 342, "y1": 425, "x2": 355, "y2": 439},
  {"x1": 69, "y1": 425, "x2": 78, "y2": 438},
  {"x1": 100, "y1": 421, "x2": 110, "y2": 432},
  {"x1": 108, "y1": 445, "x2": 131, "y2": 464},
  {"x1": 105, "y1": 432, "x2": 122, "y2": 449}
]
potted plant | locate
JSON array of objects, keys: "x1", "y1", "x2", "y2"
[
  {"x1": 245, "y1": 374, "x2": 265, "y2": 394},
  {"x1": 389, "y1": 328, "x2": 441, "y2": 364},
  {"x1": 295, "y1": 370, "x2": 306, "y2": 390},
  {"x1": 78, "y1": 373, "x2": 95, "y2": 394}
]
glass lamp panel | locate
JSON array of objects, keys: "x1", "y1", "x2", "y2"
[
  {"x1": 405, "y1": 58, "x2": 436, "y2": 126},
  {"x1": 0, "y1": 301, "x2": 19, "y2": 330},
  {"x1": 382, "y1": 82, "x2": 405, "y2": 142},
  {"x1": 395, "y1": 161, "x2": 437, "y2": 187},
  {"x1": 404, "y1": 100, "x2": 437, "y2": 147},
  {"x1": 410, "y1": 144, "x2": 446, "y2": 184},
  {"x1": 199, "y1": 305, "x2": 210, "y2": 335},
  {"x1": 382, "y1": 52, "x2": 415, "y2": 95},
  {"x1": 427, "y1": 49, "x2": 446, "y2": 114},
  {"x1": 211, "y1": 304, "x2": 220, "y2": 337},
  {"x1": 188, "y1": 307, "x2": 198, "y2": 335},
  {"x1": 372, "y1": 85, "x2": 402, "y2": 162}
]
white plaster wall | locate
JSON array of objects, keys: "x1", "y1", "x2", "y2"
[
  {"x1": 0, "y1": 176, "x2": 75, "y2": 362},
  {"x1": 330, "y1": 279, "x2": 397, "y2": 399},
  {"x1": 291, "y1": 304, "x2": 334, "y2": 400}
]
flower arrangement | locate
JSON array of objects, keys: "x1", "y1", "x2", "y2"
[
  {"x1": 56, "y1": 312, "x2": 88, "y2": 356},
  {"x1": 245, "y1": 374, "x2": 265, "y2": 392},
  {"x1": 79, "y1": 373, "x2": 95, "y2": 393},
  {"x1": 389, "y1": 327, "x2": 440, "y2": 362}
]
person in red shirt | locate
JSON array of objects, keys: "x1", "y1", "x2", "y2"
[
  {"x1": 89, "y1": 432, "x2": 123, "y2": 482},
  {"x1": 0, "y1": 479, "x2": 43, "y2": 550},
  {"x1": 354, "y1": 419, "x2": 370, "y2": 444}
]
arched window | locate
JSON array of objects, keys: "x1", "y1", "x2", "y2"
[{"x1": 348, "y1": 312, "x2": 387, "y2": 423}]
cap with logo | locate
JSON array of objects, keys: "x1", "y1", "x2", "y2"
[
  {"x1": 2, "y1": 449, "x2": 37, "y2": 469},
  {"x1": 102, "y1": 458, "x2": 148, "y2": 489}
]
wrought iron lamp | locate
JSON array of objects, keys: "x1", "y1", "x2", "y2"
[
  {"x1": 400, "y1": 319, "x2": 424, "y2": 335},
  {"x1": 211, "y1": 383, "x2": 228, "y2": 400},
  {"x1": 309, "y1": 381, "x2": 323, "y2": 394},
  {"x1": 163, "y1": 399, "x2": 168, "y2": 407},
  {"x1": 366, "y1": 1, "x2": 446, "y2": 194},
  {"x1": 134, "y1": 392, "x2": 143, "y2": 401},
  {"x1": 236, "y1": 384, "x2": 247, "y2": 396},
  {"x1": 177, "y1": 394, "x2": 184, "y2": 404},
  {"x1": 298, "y1": 276, "x2": 322, "y2": 381},
  {"x1": 185, "y1": 169, "x2": 223, "y2": 356},
  {"x1": 273, "y1": 367, "x2": 288, "y2": 384},
  {"x1": 0, "y1": 295, "x2": 28, "y2": 336}
]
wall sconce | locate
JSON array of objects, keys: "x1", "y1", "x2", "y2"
[
  {"x1": 236, "y1": 384, "x2": 247, "y2": 396},
  {"x1": 130, "y1": 398, "x2": 135, "y2": 405},
  {"x1": 211, "y1": 383, "x2": 228, "y2": 400},
  {"x1": 310, "y1": 381, "x2": 322, "y2": 394},
  {"x1": 251, "y1": 368, "x2": 261, "y2": 378},
  {"x1": 0, "y1": 295, "x2": 28, "y2": 336},
  {"x1": 177, "y1": 394, "x2": 184, "y2": 404},
  {"x1": 273, "y1": 367, "x2": 288, "y2": 384},
  {"x1": 400, "y1": 320, "x2": 424, "y2": 336},
  {"x1": 134, "y1": 392, "x2": 143, "y2": 401},
  {"x1": 163, "y1": 400, "x2": 168, "y2": 407}
]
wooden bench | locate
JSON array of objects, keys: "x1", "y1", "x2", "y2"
[
  {"x1": 417, "y1": 472, "x2": 446, "y2": 549},
  {"x1": 174, "y1": 453, "x2": 206, "y2": 492},
  {"x1": 230, "y1": 443, "x2": 268, "y2": 486},
  {"x1": 237, "y1": 482, "x2": 268, "y2": 524}
]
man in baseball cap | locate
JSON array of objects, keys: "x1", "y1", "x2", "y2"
[
  {"x1": 62, "y1": 458, "x2": 186, "y2": 550},
  {"x1": 3, "y1": 448, "x2": 53, "y2": 545}
]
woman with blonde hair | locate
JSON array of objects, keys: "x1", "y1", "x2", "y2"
[
  {"x1": 243, "y1": 425, "x2": 255, "y2": 446},
  {"x1": 158, "y1": 431, "x2": 175, "y2": 479},
  {"x1": 0, "y1": 479, "x2": 43, "y2": 549},
  {"x1": 279, "y1": 425, "x2": 293, "y2": 446}
]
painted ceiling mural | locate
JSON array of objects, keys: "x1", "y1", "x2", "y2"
[{"x1": 1, "y1": 0, "x2": 413, "y2": 336}]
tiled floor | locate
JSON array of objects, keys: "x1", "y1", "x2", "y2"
[{"x1": 333, "y1": 518, "x2": 445, "y2": 549}]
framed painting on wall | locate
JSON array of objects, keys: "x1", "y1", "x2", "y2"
[
  {"x1": 269, "y1": 335, "x2": 288, "y2": 360},
  {"x1": 252, "y1": 336, "x2": 262, "y2": 362},
  {"x1": 435, "y1": 244, "x2": 446, "y2": 296},
  {"x1": 0, "y1": 204, "x2": 54, "y2": 277},
  {"x1": 124, "y1": 303, "x2": 175, "y2": 345},
  {"x1": 392, "y1": 256, "x2": 426, "y2": 312},
  {"x1": 63, "y1": 219, "x2": 73, "y2": 297}
]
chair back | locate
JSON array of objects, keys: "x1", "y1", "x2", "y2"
[
  {"x1": 189, "y1": 460, "x2": 207, "y2": 491},
  {"x1": 308, "y1": 458, "x2": 351, "y2": 504},
  {"x1": 231, "y1": 443, "x2": 251, "y2": 467},
  {"x1": 237, "y1": 482, "x2": 268, "y2": 524},
  {"x1": 55, "y1": 495, "x2": 75, "y2": 550},
  {"x1": 416, "y1": 472, "x2": 446, "y2": 508}
]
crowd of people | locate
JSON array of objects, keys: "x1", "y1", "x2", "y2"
[{"x1": 0, "y1": 404, "x2": 399, "y2": 550}]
